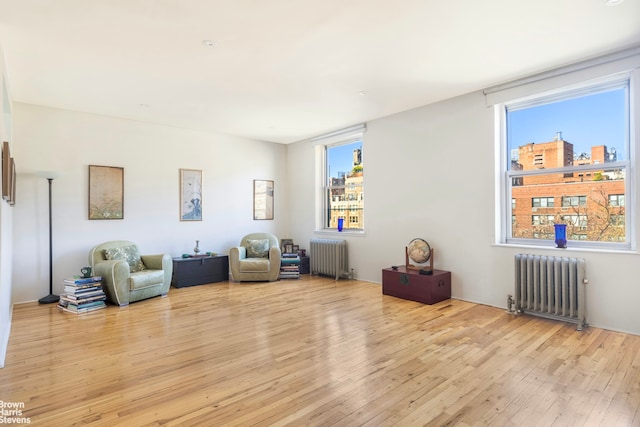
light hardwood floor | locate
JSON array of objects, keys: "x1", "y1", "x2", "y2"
[{"x1": 1, "y1": 275, "x2": 639, "y2": 426}]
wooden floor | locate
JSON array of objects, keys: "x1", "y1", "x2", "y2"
[{"x1": 1, "y1": 275, "x2": 639, "y2": 426}]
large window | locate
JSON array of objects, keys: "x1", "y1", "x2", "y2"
[
  {"x1": 313, "y1": 124, "x2": 365, "y2": 232},
  {"x1": 497, "y1": 70, "x2": 634, "y2": 249}
]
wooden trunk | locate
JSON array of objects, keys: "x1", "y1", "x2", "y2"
[
  {"x1": 171, "y1": 255, "x2": 229, "y2": 287},
  {"x1": 382, "y1": 266, "x2": 451, "y2": 305}
]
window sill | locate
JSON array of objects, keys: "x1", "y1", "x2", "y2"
[
  {"x1": 314, "y1": 229, "x2": 365, "y2": 237},
  {"x1": 493, "y1": 242, "x2": 638, "y2": 255}
]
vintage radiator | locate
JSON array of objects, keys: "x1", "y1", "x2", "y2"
[
  {"x1": 309, "y1": 238, "x2": 349, "y2": 280},
  {"x1": 513, "y1": 254, "x2": 587, "y2": 330}
]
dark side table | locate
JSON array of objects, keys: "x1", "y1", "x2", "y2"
[{"x1": 171, "y1": 255, "x2": 229, "y2": 288}]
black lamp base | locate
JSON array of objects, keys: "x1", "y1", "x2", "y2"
[{"x1": 38, "y1": 294, "x2": 60, "y2": 304}]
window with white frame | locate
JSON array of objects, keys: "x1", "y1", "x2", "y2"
[
  {"x1": 609, "y1": 194, "x2": 625, "y2": 206},
  {"x1": 490, "y1": 51, "x2": 637, "y2": 250},
  {"x1": 561, "y1": 195, "x2": 587, "y2": 208},
  {"x1": 532, "y1": 197, "x2": 554, "y2": 208},
  {"x1": 532, "y1": 215, "x2": 555, "y2": 226},
  {"x1": 313, "y1": 124, "x2": 365, "y2": 232}
]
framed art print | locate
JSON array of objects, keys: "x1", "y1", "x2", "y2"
[
  {"x1": 88, "y1": 165, "x2": 124, "y2": 219},
  {"x1": 253, "y1": 179, "x2": 274, "y2": 220},
  {"x1": 8, "y1": 157, "x2": 15, "y2": 206},
  {"x1": 2, "y1": 141, "x2": 10, "y2": 201},
  {"x1": 180, "y1": 169, "x2": 202, "y2": 221}
]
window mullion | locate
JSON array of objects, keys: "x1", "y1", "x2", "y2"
[{"x1": 508, "y1": 161, "x2": 629, "y2": 178}]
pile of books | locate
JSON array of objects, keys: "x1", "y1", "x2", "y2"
[
  {"x1": 280, "y1": 253, "x2": 301, "y2": 279},
  {"x1": 57, "y1": 276, "x2": 107, "y2": 314}
]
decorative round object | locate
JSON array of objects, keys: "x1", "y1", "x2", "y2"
[
  {"x1": 80, "y1": 266, "x2": 92, "y2": 278},
  {"x1": 407, "y1": 238, "x2": 431, "y2": 265}
]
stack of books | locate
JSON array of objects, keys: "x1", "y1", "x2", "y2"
[
  {"x1": 57, "y1": 276, "x2": 107, "y2": 314},
  {"x1": 280, "y1": 253, "x2": 301, "y2": 279}
]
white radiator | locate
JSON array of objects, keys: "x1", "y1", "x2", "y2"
[
  {"x1": 310, "y1": 239, "x2": 349, "y2": 280},
  {"x1": 513, "y1": 254, "x2": 587, "y2": 331}
]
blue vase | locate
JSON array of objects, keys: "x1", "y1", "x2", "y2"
[
  {"x1": 337, "y1": 218, "x2": 344, "y2": 232},
  {"x1": 554, "y1": 224, "x2": 567, "y2": 248}
]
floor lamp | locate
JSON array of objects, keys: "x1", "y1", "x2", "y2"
[{"x1": 38, "y1": 172, "x2": 60, "y2": 304}]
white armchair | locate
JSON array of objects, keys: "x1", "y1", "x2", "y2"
[{"x1": 229, "y1": 233, "x2": 281, "y2": 282}]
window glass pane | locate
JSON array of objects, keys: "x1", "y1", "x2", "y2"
[
  {"x1": 511, "y1": 169, "x2": 625, "y2": 242},
  {"x1": 507, "y1": 87, "x2": 627, "y2": 170},
  {"x1": 327, "y1": 142, "x2": 362, "y2": 183},
  {"x1": 325, "y1": 141, "x2": 363, "y2": 230}
]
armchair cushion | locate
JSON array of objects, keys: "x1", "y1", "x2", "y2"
[
  {"x1": 246, "y1": 239, "x2": 269, "y2": 258},
  {"x1": 239, "y1": 258, "x2": 271, "y2": 272},
  {"x1": 129, "y1": 270, "x2": 165, "y2": 290},
  {"x1": 103, "y1": 245, "x2": 146, "y2": 272}
]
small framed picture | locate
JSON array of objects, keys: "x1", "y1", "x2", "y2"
[
  {"x1": 281, "y1": 238, "x2": 293, "y2": 252},
  {"x1": 285, "y1": 244, "x2": 293, "y2": 254},
  {"x1": 292, "y1": 245, "x2": 299, "y2": 254}
]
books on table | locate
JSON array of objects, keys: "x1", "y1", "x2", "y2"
[{"x1": 63, "y1": 276, "x2": 102, "y2": 285}]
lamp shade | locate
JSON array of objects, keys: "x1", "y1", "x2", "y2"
[{"x1": 35, "y1": 171, "x2": 61, "y2": 180}]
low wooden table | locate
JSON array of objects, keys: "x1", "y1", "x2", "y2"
[
  {"x1": 382, "y1": 266, "x2": 451, "y2": 304},
  {"x1": 171, "y1": 255, "x2": 229, "y2": 288}
]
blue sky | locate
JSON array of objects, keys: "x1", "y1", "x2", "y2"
[
  {"x1": 328, "y1": 141, "x2": 362, "y2": 179},
  {"x1": 507, "y1": 87, "x2": 627, "y2": 160}
]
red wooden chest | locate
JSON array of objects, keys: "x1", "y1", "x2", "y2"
[{"x1": 382, "y1": 266, "x2": 451, "y2": 305}]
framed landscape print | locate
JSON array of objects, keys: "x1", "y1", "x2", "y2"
[
  {"x1": 180, "y1": 169, "x2": 202, "y2": 221},
  {"x1": 253, "y1": 179, "x2": 274, "y2": 220},
  {"x1": 88, "y1": 165, "x2": 124, "y2": 219},
  {"x1": 2, "y1": 141, "x2": 10, "y2": 201},
  {"x1": 8, "y1": 157, "x2": 15, "y2": 205}
]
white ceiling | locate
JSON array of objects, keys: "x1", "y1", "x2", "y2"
[{"x1": 0, "y1": 1, "x2": 639, "y2": 144}]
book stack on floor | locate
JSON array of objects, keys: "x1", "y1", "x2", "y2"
[
  {"x1": 57, "y1": 276, "x2": 107, "y2": 314},
  {"x1": 280, "y1": 253, "x2": 301, "y2": 279}
]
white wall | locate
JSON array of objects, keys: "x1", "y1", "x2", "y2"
[
  {"x1": 287, "y1": 90, "x2": 640, "y2": 335},
  {"x1": 0, "y1": 44, "x2": 14, "y2": 367},
  {"x1": 11, "y1": 103, "x2": 288, "y2": 303}
]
